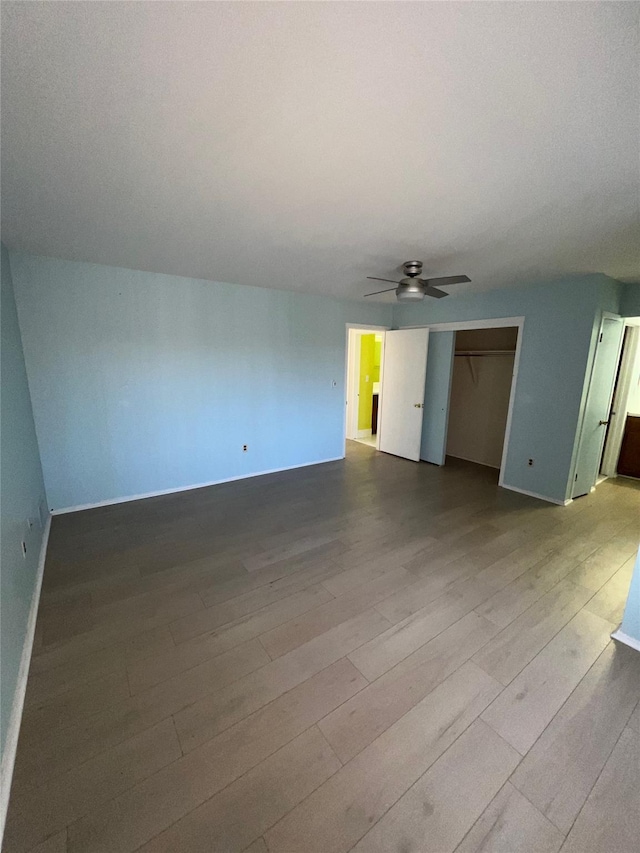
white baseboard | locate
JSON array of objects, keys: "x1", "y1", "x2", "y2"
[
  {"x1": 500, "y1": 482, "x2": 571, "y2": 506},
  {"x1": 611, "y1": 629, "x2": 640, "y2": 654},
  {"x1": 356, "y1": 429, "x2": 372, "y2": 439},
  {"x1": 51, "y1": 456, "x2": 344, "y2": 515},
  {"x1": 0, "y1": 514, "x2": 51, "y2": 844}
]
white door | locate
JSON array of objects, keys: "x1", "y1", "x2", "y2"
[
  {"x1": 573, "y1": 316, "x2": 624, "y2": 497},
  {"x1": 421, "y1": 331, "x2": 455, "y2": 465},
  {"x1": 379, "y1": 329, "x2": 430, "y2": 461}
]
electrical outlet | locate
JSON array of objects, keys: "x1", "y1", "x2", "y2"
[
  {"x1": 528, "y1": 458, "x2": 534, "y2": 466},
  {"x1": 242, "y1": 444, "x2": 248, "y2": 452}
]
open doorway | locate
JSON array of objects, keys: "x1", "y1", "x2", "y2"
[
  {"x1": 572, "y1": 313, "x2": 625, "y2": 498},
  {"x1": 345, "y1": 326, "x2": 388, "y2": 450},
  {"x1": 445, "y1": 327, "x2": 518, "y2": 479},
  {"x1": 416, "y1": 317, "x2": 523, "y2": 487},
  {"x1": 599, "y1": 318, "x2": 640, "y2": 481}
]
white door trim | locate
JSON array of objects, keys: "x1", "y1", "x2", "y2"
[
  {"x1": 570, "y1": 311, "x2": 625, "y2": 497},
  {"x1": 600, "y1": 325, "x2": 639, "y2": 477},
  {"x1": 344, "y1": 324, "x2": 390, "y2": 451},
  {"x1": 397, "y1": 316, "x2": 525, "y2": 486},
  {"x1": 400, "y1": 316, "x2": 524, "y2": 332}
]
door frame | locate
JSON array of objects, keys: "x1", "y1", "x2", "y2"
[
  {"x1": 344, "y1": 324, "x2": 390, "y2": 451},
  {"x1": 600, "y1": 323, "x2": 640, "y2": 478},
  {"x1": 570, "y1": 311, "x2": 625, "y2": 497},
  {"x1": 398, "y1": 316, "x2": 525, "y2": 486}
]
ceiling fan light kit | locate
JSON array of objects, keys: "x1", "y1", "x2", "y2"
[
  {"x1": 396, "y1": 283, "x2": 427, "y2": 301},
  {"x1": 364, "y1": 261, "x2": 471, "y2": 302}
]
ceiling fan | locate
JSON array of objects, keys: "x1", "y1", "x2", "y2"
[{"x1": 364, "y1": 261, "x2": 471, "y2": 301}]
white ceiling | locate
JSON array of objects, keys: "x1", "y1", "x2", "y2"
[{"x1": 2, "y1": 2, "x2": 639, "y2": 301}]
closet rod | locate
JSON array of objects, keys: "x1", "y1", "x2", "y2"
[{"x1": 454, "y1": 350, "x2": 515, "y2": 357}]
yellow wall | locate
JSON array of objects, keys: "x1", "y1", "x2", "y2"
[
  {"x1": 373, "y1": 337, "x2": 382, "y2": 383},
  {"x1": 358, "y1": 334, "x2": 376, "y2": 430}
]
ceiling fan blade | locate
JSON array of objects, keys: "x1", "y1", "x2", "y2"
[
  {"x1": 422, "y1": 275, "x2": 471, "y2": 287},
  {"x1": 364, "y1": 287, "x2": 398, "y2": 297},
  {"x1": 366, "y1": 277, "x2": 401, "y2": 285},
  {"x1": 424, "y1": 286, "x2": 449, "y2": 299}
]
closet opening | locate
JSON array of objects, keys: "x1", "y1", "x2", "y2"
[
  {"x1": 417, "y1": 318, "x2": 522, "y2": 487},
  {"x1": 445, "y1": 327, "x2": 518, "y2": 480}
]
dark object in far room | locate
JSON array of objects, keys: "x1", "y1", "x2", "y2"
[{"x1": 618, "y1": 415, "x2": 640, "y2": 478}]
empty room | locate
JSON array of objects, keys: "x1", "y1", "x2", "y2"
[{"x1": 2, "y1": 3, "x2": 640, "y2": 853}]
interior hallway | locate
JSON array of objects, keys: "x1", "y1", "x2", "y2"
[{"x1": 4, "y1": 441, "x2": 640, "y2": 853}]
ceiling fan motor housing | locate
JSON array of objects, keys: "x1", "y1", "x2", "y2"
[{"x1": 403, "y1": 261, "x2": 423, "y2": 277}]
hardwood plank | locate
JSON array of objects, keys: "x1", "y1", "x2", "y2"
[
  {"x1": 174, "y1": 609, "x2": 390, "y2": 751},
  {"x1": 87, "y1": 554, "x2": 247, "y2": 608},
  {"x1": 627, "y1": 699, "x2": 640, "y2": 733},
  {"x1": 24, "y1": 831, "x2": 67, "y2": 853},
  {"x1": 260, "y1": 566, "x2": 415, "y2": 659},
  {"x1": 472, "y1": 579, "x2": 595, "y2": 685},
  {"x1": 373, "y1": 554, "x2": 481, "y2": 623},
  {"x1": 320, "y1": 611, "x2": 499, "y2": 763},
  {"x1": 583, "y1": 555, "x2": 635, "y2": 624},
  {"x1": 454, "y1": 782, "x2": 564, "y2": 853},
  {"x1": 475, "y1": 552, "x2": 584, "y2": 629},
  {"x1": 510, "y1": 641, "x2": 640, "y2": 833},
  {"x1": 264, "y1": 663, "x2": 501, "y2": 853},
  {"x1": 71, "y1": 727, "x2": 340, "y2": 853},
  {"x1": 475, "y1": 537, "x2": 563, "y2": 590},
  {"x1": 480, "y1": 610, "x2": 614, "y2": 754},
  {"x1": 194, "y1": 545, "x2": 343, "y2": 609},
  {"x1": 350, "y1": 720, "x2": 520, "y2": 853},
  {"x1": 128, "y1": 583, "x2": 333, "y2": 692},
  {"x1": 19, "y1": 670, "x2": 130, "y2": 735},
  {"x1": 321, "y1": 539, "x2": 437, "y2": 597},
  {"x1": 13, "y1": 638, "x2": 268, "y2": 790},
  {"x1": 174, "y1": 560, "x2": 343, "y2": 642},
  {"x1": 58, "y1": 658, "x2": 363, "y2": 853},
  {"x1": 349, "y1": 579, "x2": 493, "y2": 681},
  {"x1": 22, "y1": 625, "x2": 174, "y2": 707},
  {"x1": 563, "y1": 524, "x2": 639, "y2": 592},
  {"x1": 243, "y1": 533, "x2": 343, "y2": 572},
  {"x1": 560, "y1": 727, "x2": 639, "y2": 853},
  {"x1": 242, "y1": 839, "x2": 267, "y2": 853},
  {"x1": 3, "y1": 719, "x2": 181, "y2": 853},
  {"x1": 30, "y1": 588, "x2": 204, "y2": 666},
  {"x1": 27, "y1": 620, "x2": 173, "y2": 673}
]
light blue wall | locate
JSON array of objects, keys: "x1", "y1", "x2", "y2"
[
  {"x1": 10, "y1": 252, "x2": 391, "y2": 511},
  {"x1": 0, "y1": 244, "x2": 47, "y2": 760},
  {"x1": 394, "y1": 275, "x2": 619, "y2": 503},
  {"x1": 621, "y1": 282, "x2": 640, "y2": 318},
  {"x1": 420, "y1": 331, "x2": 454, "y2": 465},
  {"x1": 617, "y1": 548, "x2": 640, "y2": 645}
]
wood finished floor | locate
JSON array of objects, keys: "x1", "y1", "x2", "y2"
[{"x1": 4, "y1": 442, "x2": 640, "y2": 853}]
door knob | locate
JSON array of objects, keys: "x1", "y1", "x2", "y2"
[
  {"x1": 414, "y1": 403, "x2": 424, "y2": 409},
  {"x1": 598, "y1": 420, "x2": 609, "y2": 426}
]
